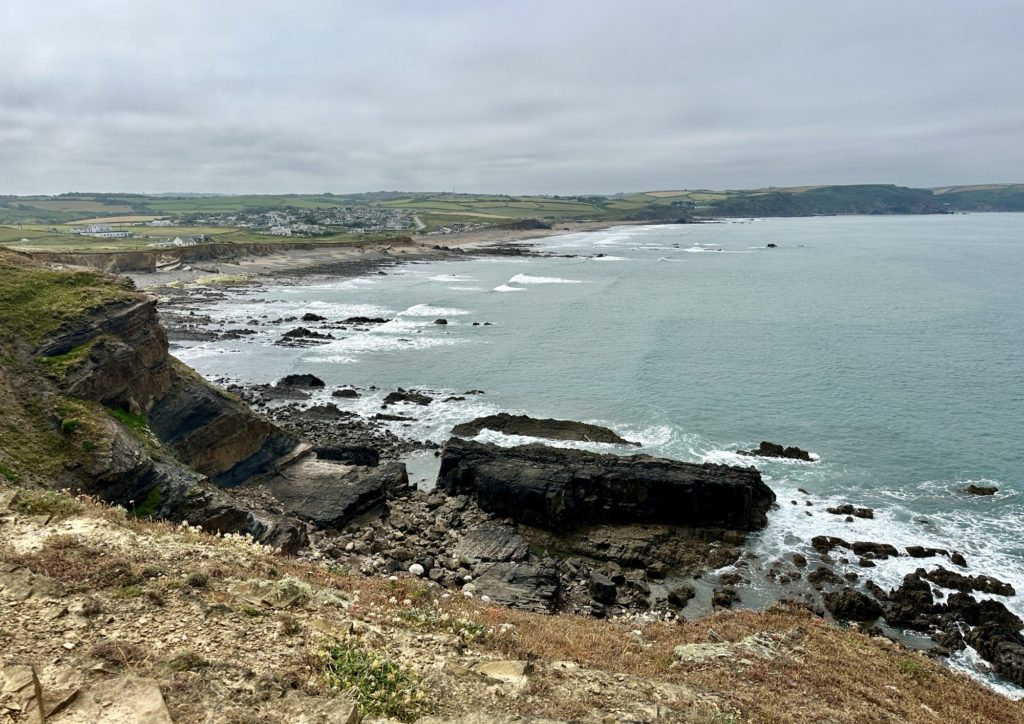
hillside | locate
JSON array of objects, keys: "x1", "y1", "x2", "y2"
[{"x1": 2, "y1": 183, "x2": 1022, "y2": 255}]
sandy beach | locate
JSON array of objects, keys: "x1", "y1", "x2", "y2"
[{"x1": 127, "y1": 220, "x2": 630, "y2": 290}]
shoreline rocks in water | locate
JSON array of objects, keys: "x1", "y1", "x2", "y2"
[
  {"x1": 451, "y1": 412, "x2": 640, "y2": 446},
  {"x1": 275, "y1": 373, "x2": 325, "y2": 389},
  {"x1": 737, "y1": 441, "x2": 814, "y2": 462},
  {"x1": 437, "y1": 437, "x2": 776, "y2": 532},
  {"x1": 965, "y1": 484, "x2": 998, "y2": 496}
]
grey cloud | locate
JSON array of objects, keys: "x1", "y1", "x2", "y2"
[{"x1": 1, "y1": 1, "x2": 1022, "y2": 194}]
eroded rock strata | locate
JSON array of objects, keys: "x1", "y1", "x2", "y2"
[{"x1": 437, "y1": 437, "x2": 776, "y2": 532}]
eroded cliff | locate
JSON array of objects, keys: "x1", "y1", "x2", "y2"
[{"x1": 0, "y1": 250, "x2": 306, "y2": 550}]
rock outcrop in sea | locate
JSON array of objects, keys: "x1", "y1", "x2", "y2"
[
  {"x1": 451, "y1": 412, "x2": 639, "y2": 446},
  {"x1": 438, "y1": 437, "x2": 776, "y2": 532}
]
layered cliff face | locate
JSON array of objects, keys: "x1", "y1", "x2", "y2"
[
  {"x1": 0, "y1": 251, "x2": 306, "y2": 550},
  {"x1": 147, "y1": 363, "x2": 300, "y2": 488},
  {"x1": 38, "y1": 298, "x2": 173, "y2": 413}
]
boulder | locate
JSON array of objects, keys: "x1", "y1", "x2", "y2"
[
  {"x1": 471, "y1": 562, "x2": 559, "y2": 613},
  {"x1": 884, "y1": 573, "x2": 935, "y2": 627},
  {"x1": 281, "y1": 327, "x2": 334, "y2": 340},
  {"x1": 590, "y1": 572, "x2": 618, "y2": 604},
  {"x1": 667, "y1": 584, "x2": 696, "y2": 609},
  {"x1": 823, "y1": 588, "x2": 883, "y2": 621},
  {"x1": 315, "y1": 445, "x2": 380, "y2": 467},
  {"x1": 850, "y1": 541, "x2": 899, "y2": 559},
  {"x1": 302, "y1": 404, "x2": 346, "y2": 420},
  {"x1": 437, "y1": 438, "x2": 775, "y2": 532},
  {"x1": 906, "y1": 546, "x2": 949, "y2": 558},
  {"x1": 922, "y1": 566, "x2": 1015, "y2": 596},
  {"x1": 257, "y1": 459, "x2": 409, "y2": 529},
  {"x1": 301, "y1": 312, "x2": 327, "y2": 322},
  {"x1": 965, "y1": 484, "x2": 998, "y2": 496},
  {"x1": 276, "y1": 374, "x2": 326, "y2": 388},
  {"x1": 807, "y1": 566, "x2": 844, "y2": 589},
  {"x1": 712, "y1": 587, "x2": 739, "y2": 608},
  {"x1": 341, "y1": 316, "x2": 390, "y2": 324},
  {"x1": 811, "y1": 536, "x2": 850, "y2": 554},
  {"x1": 737, "y1": 441, "x2": 813, "y2": 462},
  {"x1": 383, "y1": 389, "x2": 433, "y2": 406},
  {"x1": 826, "y1": 503, "x2": 874, "y2": 519},
  {"x1": 453, "y1": 523, "x2": 530, "y2": 563},
  {"x1": 332, "y1": 388, "x2": 360, "y2": 398},
  {"x1": 451, "y1": 413, "x2": 639, "y2": 446}
]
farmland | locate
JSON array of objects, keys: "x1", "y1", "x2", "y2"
[{"x1": 2, "y1": 183, "x2": 1022, "y2": 252}]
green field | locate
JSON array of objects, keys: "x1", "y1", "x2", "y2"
[{"x1": 3, "y1": 184, "x2": 1022, "y2": 252}]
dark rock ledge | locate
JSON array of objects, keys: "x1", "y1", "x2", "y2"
[
  {"x1": 451, "y1": 412, "x2": 640, "y2": 446},
  {"x1": 437, "y1": 436, "x2": 776, "y2": 532}
]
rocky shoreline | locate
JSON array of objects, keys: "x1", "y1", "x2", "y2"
[
  {"x1": 5, "y1": 233, "x2": 1023, "y2": 702},
  {"x1": 136, "y1": 237, "x2": 1024, "y2": 693}
]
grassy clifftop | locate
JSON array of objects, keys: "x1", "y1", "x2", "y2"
[{"x1": 0, "y1": 251, "x2": 137, "y2": 344}]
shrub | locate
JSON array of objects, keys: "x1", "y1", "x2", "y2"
[
  {"x1": 9, "y1": 488, "x2": 81, "y2": 517},
  {"x1": 186, "y1": 571, "x2": 209, "y2": 589},
  {"x1": 6, "y1": 535, "x2": 142, "y2": 592},
  {"x1": 167, "y1": 650, "x2": 210, "y2": 672},
  {"x1": 91, "y1": 640, "x2": 147, "y2": 667},
  {"x1": 319, "y1": 641, "x2": 425, "y2": 721}
]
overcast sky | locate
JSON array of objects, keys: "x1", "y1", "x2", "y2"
[{"x1": 2, "y1": 1, "x2": 1022, "y2": 195}]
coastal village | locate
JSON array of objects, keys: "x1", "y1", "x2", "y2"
[{"x1": 60, "y1": 206, "x2": 420, "y2": 249}]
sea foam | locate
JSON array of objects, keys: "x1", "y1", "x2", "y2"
[{"x1": 507, "y1": 274, "x2": 583, "y2": 285}]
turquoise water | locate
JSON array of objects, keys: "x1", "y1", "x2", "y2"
[{"x1": 174, "y1": 213, "x2": 1024, "y2": 687}]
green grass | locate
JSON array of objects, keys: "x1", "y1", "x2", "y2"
[
  {"x1": 396, "y1": 605, "x2": 488, "y2": 642},
  {"x1": 131, "y1": 485, "x2": 162, "y2": 518},
  {"x1": 106, "y1": 406, "x2": 148, "y2": 432},
  {"x1": 319, "y1": 641, "x2": 425, "y2": 722},
  {"x1": 38, "y1": 338, "x2": 98, "y2": 377},
  {"x1": 0, "y1": 254, "x2": 136, "y2": 344},
  {"x1": 9, "y1": 488, "x2": 82, "y2": 517}
]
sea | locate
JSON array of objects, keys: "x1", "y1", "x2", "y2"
[{"x1": 170, "y1": 213, "x2": 1024, "y2": 694}]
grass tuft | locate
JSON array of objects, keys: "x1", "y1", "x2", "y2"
[
  {"x1": 10, "y1": 488, "x2": 82, "y2": 517},
  {"x1": 319, "y1": 641, "x2": 425, "y2": 722},
  {"x1": 167, "y1": 650, "x2": 210, "y2": 672},
  {"x1": 4, "y1": 534, "x2": 142, "y2": 592}
]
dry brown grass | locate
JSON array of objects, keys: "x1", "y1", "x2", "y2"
[
  {"x1": 4, "y1": 533, "x2": 144, "y2": 592},
  {"x1": 7, "y1": 489, "x2": 1024, "y2": 723},
  {"x1": 477, "y1": 605, "x2": 1024, "y2": 723}
]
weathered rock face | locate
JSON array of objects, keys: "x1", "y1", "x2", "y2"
[
  {"x1": 40, "y1": 299, "x2": 172, "y2": 412},
  {"x1": 453, "y1": 523, "x2": 530, "y2": 564},
  {"x1": 471, "y1": 562, "x2": 560, "y2": 612},
  {"x1": 256, "y1": 458, "x2": 409, "y2": 530},
  {"x1": 148, "y1": 366, "x2": 300, "y2": 488},
  {"x1": 451, "y1": 413, "x2": 639, "y2": 446},
  {"x1": 437, "y1": 438, "x2": 775, "y2": 532}
]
